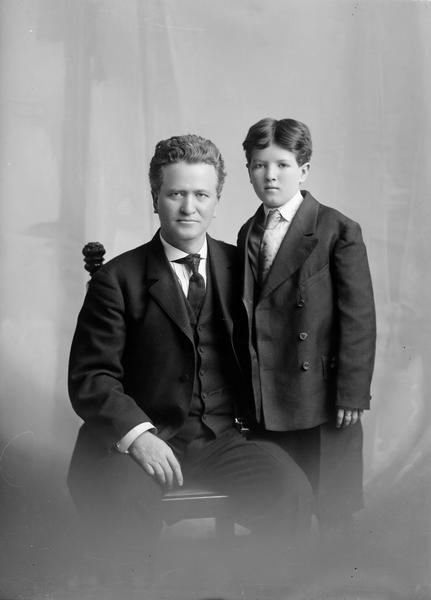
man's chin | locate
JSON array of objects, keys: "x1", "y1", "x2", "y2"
[{"x1": 162, "y1": 229, "x2": 205, "y2": 249}]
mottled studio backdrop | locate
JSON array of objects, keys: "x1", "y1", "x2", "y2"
[{"x1": 0, "y1": 0, "x2": 430, "y2": 598}]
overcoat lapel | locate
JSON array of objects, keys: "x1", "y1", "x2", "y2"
[
  {"x1": 146, "y1": 234, "x2": 194, "y2": 342},
  {"x1": 239, "y1": 209, "x2": 262, "y2": 321},
  {"x1": 259, "y1": 193, "x2": 319, "y2": 299}
]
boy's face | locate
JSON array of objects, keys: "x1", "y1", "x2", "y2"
[
  {"x1": 154, "y1": 161, "x2": 219, "y2": 252},
  {"x1": 248, "y1": 144, "x2": 310, "y2": 209}
]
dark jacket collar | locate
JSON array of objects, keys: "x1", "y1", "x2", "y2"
[
  {"x1": 241, "y1": 191, "x2": 319, "y2": 300},
  {"x1": 260, "y1": 191, "x2": 319, "y2": 298}
]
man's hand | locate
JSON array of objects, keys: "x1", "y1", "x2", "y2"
[
  {"x1": 336, "y1": 407, "x2": 363, "y2": 429},
  {"x1": 128, "y1": 431, "x2": 183, "y2": 489}
]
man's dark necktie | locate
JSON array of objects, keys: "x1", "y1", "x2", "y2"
[{"x1": 175, "y1": 254, "x2": 206, "y2": 317}]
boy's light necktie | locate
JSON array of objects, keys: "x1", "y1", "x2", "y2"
[{"x1": 258, "y1": 209, "x2": 283, "y2": 284}]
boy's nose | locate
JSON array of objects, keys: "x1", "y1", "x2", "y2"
[{"x1": 265, "y1": 166, "x2": 277, "y2": 181}]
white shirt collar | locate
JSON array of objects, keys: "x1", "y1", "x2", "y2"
[
  {"x1": 159, "y1": 233, "x2": 208, "y2": 262},
  {"x1": 263, "y1": 190, "x2": 304, "y2": 222}
]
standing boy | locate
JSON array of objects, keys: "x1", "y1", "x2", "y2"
[{"x1": 237, "y1": 118, "x2": 376, "y2": 534}]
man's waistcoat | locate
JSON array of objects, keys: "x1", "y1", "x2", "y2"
[{"x1": 172, "y1": 265, "x2": 238, "y2": 443}]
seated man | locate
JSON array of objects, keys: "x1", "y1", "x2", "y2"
[{"x1": 67, "y1": 134, "x2": 311, "y2": 577}]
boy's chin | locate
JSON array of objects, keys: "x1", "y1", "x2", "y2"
[{"x1": 261, "y1": 197, "x2": 288, "y2": 209}]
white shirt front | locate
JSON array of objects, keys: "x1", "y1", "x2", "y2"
[
  {"x1": 263, "y1": 189, "x2": 304, "y2": 223},
  {"x1": 160, "y1": 234, "x2": 208, "y2": 295},
  {"x1": 260, "y1": 190, "x2": 304, "y2": 265}
]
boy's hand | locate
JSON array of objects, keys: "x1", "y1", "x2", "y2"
[{"x1": 336, "y1": 408, "x2": 363, "y2": 429}]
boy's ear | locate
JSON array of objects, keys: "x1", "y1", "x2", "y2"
[
  {"x1": 300, "y1": 162, "x2": 311, "y2": 183},
  {"x1": 246, "y1": 163, "x2": 252, "y2": 183}
]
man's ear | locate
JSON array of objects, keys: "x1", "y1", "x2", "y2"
[
  {"x1": 152, "y1": 193, "x2": 158, "y2": 214},
  {"x1": 300, "y1": 162, "x2": 311, "y2": 184}
]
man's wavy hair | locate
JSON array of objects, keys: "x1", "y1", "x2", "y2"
[
  {"x1": 242, "y1": 118, "x2": 312, "y2": 167},
  {"x1": 149, "y1": 134, "x2": 226, "y2": 201}
]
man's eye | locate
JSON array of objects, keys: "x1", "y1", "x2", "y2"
[
  {"x1": 196, "y1": 193, "x2": 208, "y2": 199},
  {"x1": 169, "y1": 192, "x2": 183, "y2": 198}
]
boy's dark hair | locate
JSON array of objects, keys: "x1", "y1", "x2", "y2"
[
  {"x1": 149, "y1": 134, "x2": 226, "y2": 200},
  {"x1": 242, "y1": 118, "x2": 312, "y2": 167}
]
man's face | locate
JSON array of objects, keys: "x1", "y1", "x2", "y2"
[
  {"x1": 154, "y1": 161, "x2": 219, "y2": 252},
  {"x1": 248, "y1": 144, "x2": 310, "y2": 208}
]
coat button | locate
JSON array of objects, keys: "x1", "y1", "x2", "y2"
[
  {"x1": 299, "y1": 332, "x2": 308, "y2": 341},
  {"x1": 179, "y1": 374, "x2": 190, "y2": 382},
  {"x1": 297, "y1": 299, "x2": 305, "y2": 308},
  {"x1": 301, "y1": 361, "x2": 310, "y2": 371}
]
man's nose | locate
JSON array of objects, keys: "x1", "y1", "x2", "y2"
[{"x1": 180, "y1": 194, "x2": 196, "y2": 213}]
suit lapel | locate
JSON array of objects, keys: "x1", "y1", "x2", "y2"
[
  {"x1": 146, "y1": 234, "x2": 194, "y2": 341},
  {"x1": 260, "y1": 192, "x2": 319, "y2": 299},
  {"x1": 207, "y1": 236, "x2": 234, "y2": 336}
]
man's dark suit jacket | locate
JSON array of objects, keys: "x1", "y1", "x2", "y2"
[
  {"x1": 68, "y1": 232, "x2": 242, "y2": 453},
  {"x1": 237, "y1": 191, "x2": 376, "y2": 431}
]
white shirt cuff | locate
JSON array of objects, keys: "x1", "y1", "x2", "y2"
[{"x1": 115, "y1": 422, "x2": 156, "y2": 453}]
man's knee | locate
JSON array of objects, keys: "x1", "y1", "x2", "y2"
[{"x1": 68, "y1": 444, "x2": 164, "y2": 554}]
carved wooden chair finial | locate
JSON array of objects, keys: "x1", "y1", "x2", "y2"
[{"x1": 82, "y1": 242, "x2": 106, "y2": 277}]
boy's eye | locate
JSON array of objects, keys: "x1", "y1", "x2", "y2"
[{"x1": 279, "y1": 163, "x2": 289, "y2": 168}]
